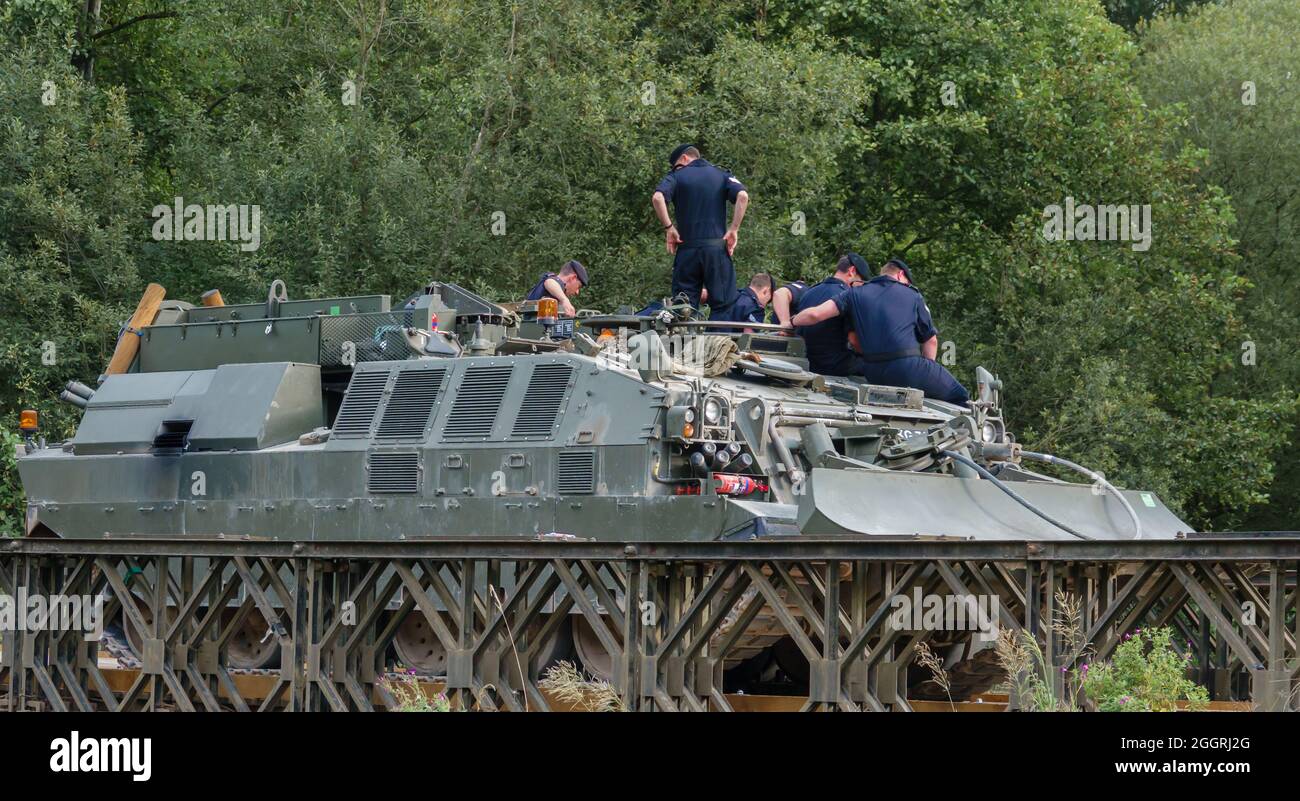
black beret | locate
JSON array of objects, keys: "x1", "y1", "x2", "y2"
[
  {"x1": 846, "y1": 252, "x2": 870, "y2": 276},
  {"x1": 564, "y1": 259, "x2": 589, "y2": 286},
  {"x1": 885, "y1": 257, "x2": 914, "y2": 285},
  {"x1": 669, "y1": 144, "x2": 694, "y2": 166}
]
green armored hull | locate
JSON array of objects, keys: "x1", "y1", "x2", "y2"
[{"x1": 18, "y1": 281, "x2": 1189, "y2": 544}]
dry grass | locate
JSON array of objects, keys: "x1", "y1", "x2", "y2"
[
  {"x1": 993, "y1": 590, "x2": 1087, "y2": 711},
  {"x1": 539, "y1": 660, "x2": 626, "y2": 712},
  {"x1": 487, "y1": 584, "x2": 529, "y2": 712},
  {"x1": 1051, "y1": 590, "x2": 1085, "y2": 660},
  {"x1": 913, "y1": 641, "x2": 955, "y2": 711}
]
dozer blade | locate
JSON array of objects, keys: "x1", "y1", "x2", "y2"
[{"x1": 796, "y1": 468, "x2": 1190, "y2": 541}]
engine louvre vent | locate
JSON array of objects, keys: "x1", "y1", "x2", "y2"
[
  {"x1": 556, "y1": 450, "x2": 596, "y2": 495},
  {"x1": 367, "y1": 452, "x2": 420, "y2": 494},
  {"x1": 376, "y1": 368, "x2": 447, "y2": 439},
  {"x1": 152, "y1": 419, "x2": 194, "y2": 451},
  {"x1": 334, "y1": 370, "x2": 391, "y2": 437},
  {"x1": 510, "y1": 363, "x2": 574, "y2": 439},
  {"x1": 442, "y1": 365, "x2": 513, "y2": 440}
]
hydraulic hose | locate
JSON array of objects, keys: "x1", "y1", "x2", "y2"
[
  {"x1": 1020, "y1": 451, "x2": 1143, "y2": 540},
  {"x1": 940, "y1": 450, "x2": 1094, "y2": 541}
]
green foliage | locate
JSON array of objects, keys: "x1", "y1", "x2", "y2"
[
  {"x1": 0, "y1": 0, "x2": 82, "y2": 55},
  {"x1": 0, "y1": 430, "x2": 24, "y2": 537},
  {"x1": 382, "y1": 675, "x2": 451, "y2": 712},
  {"x1": 0, "y1": 45, "x2": 146, "y2": 432},
  {"x1": 1137, "y1": 0, "x2": 1300, "y2": 529},
  {"x1": 1101, "y1": 0, "x2": 1214, "y2": 32},
  {"x1": 0, "y1": 0, "x2": 1291, "y2": 532},
  {"x1": 1081, "y1": 627, "x2": 1209, "y2": 711}
]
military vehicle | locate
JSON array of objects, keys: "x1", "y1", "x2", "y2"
[{"x1": 15, "y1": 279, "x2": 1191, "y2": 694}]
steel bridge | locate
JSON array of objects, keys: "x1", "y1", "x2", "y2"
[{"x1": 1, "y1": 535, "x2": 1296, "y2": 711}]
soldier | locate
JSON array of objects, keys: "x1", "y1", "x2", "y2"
[
  {"x1": 771, "y1": 279, "x2": 810, "y2": 328},
  {"x1": 791, "y1": 253, "x2": 868, "y2": 376},
  {"x1": 651, "y1": 145, "x2": 750, "y2": 318},
  {"x1": 791, "y1": 258, "x2": 970, "y2": 404},
  {"x1": 525, "y1": 260, "x2": 588, "y2": 316},
  {"x1": 712, "y1": 273, "x2": 773, "y2": 331}
]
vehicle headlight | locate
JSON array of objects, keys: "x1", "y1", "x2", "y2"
[
  {"x1": 703, "y1": 398, "x2": 722, "y2": 425},
  {"x1": 981, "y1": 422, "x2": 998, "y2": 443},
  {"x1": 684, "y1": 408, "x2": 696, "y2": 423}
]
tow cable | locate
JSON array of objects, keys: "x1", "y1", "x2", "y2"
[{"x1": 940, "y1": 449, "x2": 1095, "y2": 541}]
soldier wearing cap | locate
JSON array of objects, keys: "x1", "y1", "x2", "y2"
[
  {"x1": 651, "y1": 145, "x2": 750, "y2": 318},
  {"x1": 791, "y1": 258, "x2": 970, "y2": 404},
  {"x1": 525, "y1": 259, "x2": 588, "y2": 317},
  {"x1": 791, "y1": 253, "x2": 868, "y2": 376}
]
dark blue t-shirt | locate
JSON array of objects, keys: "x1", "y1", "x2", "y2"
[
  {"x1": 712, "y1": 287, "x2": 764, "y2": 326},
  {"x1": 526, "y1": 273, "x2": 558, "y2": 301},
  {"x1": 654, "y1": 159, "x2": 746, "y2": 243},
  {"x1": 834, "y1": 275, "x2": 937, "y2": 358},
  {"x1": 795, "y1": 276, "x2": 854, "y2": 372},
  {"x1": 778, "y1": 281, "x2": 809, "y2": 312}
]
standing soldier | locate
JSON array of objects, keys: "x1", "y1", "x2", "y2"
[
  {"x1": 791, "y1": 258, "x2": 970, "y2": 404},
  {"x1": 651, "y1": 145, "x2": 750, "y2": 319},
  {"x1": 525, "y1": 259, "x2": 589, "y2": 316}
]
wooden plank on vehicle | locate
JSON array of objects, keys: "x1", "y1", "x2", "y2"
[{"x1": 105, "y1": 283, "x2": 166, "y2": 375}]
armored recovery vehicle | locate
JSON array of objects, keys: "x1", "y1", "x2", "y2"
[{"x1": 15, "y1": 280, "x2": 1191, "y2": 695}]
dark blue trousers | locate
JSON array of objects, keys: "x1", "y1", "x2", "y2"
[
  {"x1": 809, "y1": 350, "x2": 865, "y2": 378},
  {"x1": 862, "y1": 356, "x2": 970, "y2": 405},
  {"x1": 671, "y1": 244, "x2": 736, "y2": 318}
]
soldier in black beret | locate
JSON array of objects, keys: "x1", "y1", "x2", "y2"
[
  {"x1": 525, "y1": 259, "x2": 588, "y2": 316},
  {"x1": 651, "y1": 144, "x2": 750, "y2": 319}
]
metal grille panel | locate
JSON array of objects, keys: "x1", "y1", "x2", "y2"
[
  {"x1": 556, "y1": 450, "x2": 595, "y2": 494},
  {"x1": 366, "y1": 452, "x2": 420, "y2": 493},
  {"x1": 333, "y1": 371, "x2": 391, "y2": 437},
  {"x1": 442, "y1": 365, "x2": 513, "y2": 440},
  {"x1": 510, "y1": 363, "x2": 574, "y2": 439},
  {"x1": 319, "y1": 311, "x2": 423, "y2": 367},
  {"x1": 376, "y1": 368, "x2": 447, "y2": 439}
]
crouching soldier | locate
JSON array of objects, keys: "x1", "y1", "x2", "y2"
[{"x1": 526, "y1": 259, "x2": 589, "y2": 316}]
